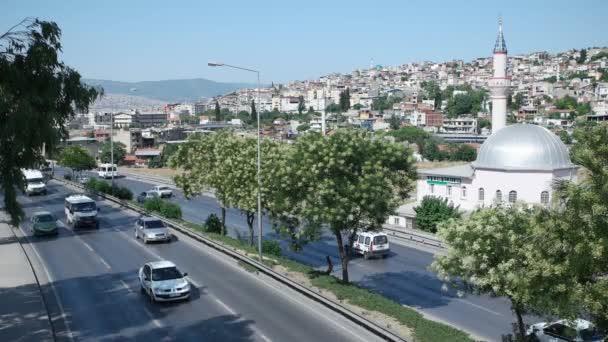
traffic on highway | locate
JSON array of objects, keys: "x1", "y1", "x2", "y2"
[{"x1": 12, "y1": 178, "x2": 385, "y2": 341}]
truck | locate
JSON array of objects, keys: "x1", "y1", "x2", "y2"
[{"x1": 22, "y1": 169, "x2": 47, "y2": 196}]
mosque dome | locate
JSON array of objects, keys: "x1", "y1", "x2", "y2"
[{"x1": 472, "y1": 124, "x2": 574, "y2": 171}]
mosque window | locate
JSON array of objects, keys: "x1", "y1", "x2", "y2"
[
  {"x1": 541, "y1": 191, "x2": 549, "y2": 205},
  {"x1": 461, "y1": 186, "x2": 467, "y2": 199},
  {"x1": 478, "y1": 188, "x2": 485, "y2": 201},
  {"x1": 509, "y1": 191, "x2": 517, "y2": 203},
  {"x1": 496, "y1": 190, "x2": 502, "y2": 202}
]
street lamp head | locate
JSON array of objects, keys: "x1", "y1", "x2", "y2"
[{"x1": 208, "y1": 62, "x2": 224, "y2": 67}]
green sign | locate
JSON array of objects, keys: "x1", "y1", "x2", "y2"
[{"x1": 427, "y1": 180, "x2": 447, "y2": 185}]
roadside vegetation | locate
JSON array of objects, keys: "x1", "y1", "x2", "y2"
[{"x1": 85, "y1": 178, "x2": 133, "y2": 200}]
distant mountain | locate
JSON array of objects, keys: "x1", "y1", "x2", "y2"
[{"x1": 83, "y1": 78, "x2": 255, "y2": 103}]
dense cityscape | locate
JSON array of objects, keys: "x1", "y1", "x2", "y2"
[{"x1": 1, "y1": 3, "x2": 607, "y2": 342}]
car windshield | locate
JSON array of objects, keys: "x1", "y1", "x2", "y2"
[
  {"x1": 374, "y1": 236, "x2": 388, "y2": 244},
  {"x1": 145, "y1": 220, "x2": 165, "y2": 229},
  {"x1": 28, "y1": 178, "x2": 44, "y2": 184},
  {"x1": 36, "y1": 214, "x2": 55, "y2": 222},
  {"x1": 73, "y1": 202, "x2": 96, "y2": 212},
  {"x1": 580, "y1": 327, "x2": 604, "y2": 341},
  {"x1": 152, "y1": 267, "x2": 182, "y2": 281}
]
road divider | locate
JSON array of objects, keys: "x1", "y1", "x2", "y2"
[{"x1": 53, "y1": 176, "x2": 408, "y2": 342}]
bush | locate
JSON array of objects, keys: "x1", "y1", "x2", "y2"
[
  {"x1": 144, "y1": 197, "x2": 164, "y2": 212},
  {"x1": 160, "y1": 201, "x2": 182, "y2": 219},
  {"x1": 94, "y1": 179, "x2": 112, "y2": 194},
  {"x1": 112, "y1": 186, "x2": 133, "y2": 200},
  {"x1": 64, "y1": 173, "x2": 72, "y2": 180},
  {"x1": 204, "y1": 214, "x2": 222, "y2": 234},
  {"x1": 262, "y1": 240, "x2": 282, "y2": 257}
]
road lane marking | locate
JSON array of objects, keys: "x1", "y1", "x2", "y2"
[
  {"x1": 143, "y1": 307, "x2": 163, "y2": 328},
  {"x1": 98, "y1": 255, "x2": 111, "y2": 269},
  {"x1": 82, "y1": 241, "x2": 94, "y2": 252},
  {"x1": 214, "y1": 298, "x2": 236, "y2": 315},
  {"x1": 17, "y1": 224, "x2": 75, "y2": 342},
  {"x1": 120, "y1": 280, "x2": 133, "y2": 293},
  {"x1": 455, "y1": 298, "x2": 505, "y2": 317},
  {"x1": 259, "y1": 333, "x2": 272, "y2": 342}
]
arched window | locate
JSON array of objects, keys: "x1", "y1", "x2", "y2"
[
  {"x1": 508, "y1": 191, "x2": 517, "y2": 203},
  {"x1": 495, "y1": 190, "x2": 502, "y2": 202},
  {"x1": 478, "y1": 188, "x2": 485, "y2": 201},
  {"x1": 461, "y1": 186, "x2": 467, "y2": 199},
  {"x1": 541, "y1": 191, "x2": 549, "y2": 205}
]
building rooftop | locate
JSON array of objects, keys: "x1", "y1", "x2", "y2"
[{"x1": 418, "y1": 164, "x2": 474, "y2": 178}]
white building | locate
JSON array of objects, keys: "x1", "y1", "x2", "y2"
[
  {"x1": 440, "y1": 116, "x2": 477, "y2": 134},
  {"x1": 416, "y1": 124, "x2": 577, "y2": 211}
]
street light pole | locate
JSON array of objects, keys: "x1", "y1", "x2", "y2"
[
  {"x1": 110, "y1": 113, "x2": 114, "y2": 194},
  {"x1": 208, "y1": 62, "x2": 263, "y2": 262}
]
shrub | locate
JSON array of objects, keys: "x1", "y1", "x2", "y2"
[
  {"x1": 112, "y1": 186, "x2": 133, "y2": 200},
  {"x1": 262, "y1": 240, "x2": 282, "y2": 257},
  {"x1": 160, "y1": 201, "x2": 182, "y2": 219},
  {"x1": 204, "y1": 214, "x2": 222, "y2": 234},
  {"x1": 85, "y1": 178, "x2": 98, "y2": 189},
  {"x1": 94, "y1": 179, "x2": 112, "y2": 194},
  {"x1": 64, "y1": 173, "x2": 72, "y2": 180},
  {"x1": 144, "y1": 197, "x2": 164, "y2": 212}
]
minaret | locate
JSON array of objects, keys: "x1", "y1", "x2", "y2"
[{"x1": 489, "y1": 17, "x2": 510, "y2": 133}]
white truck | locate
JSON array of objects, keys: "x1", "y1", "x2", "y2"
[{"x1": 22, "y1": 169, "x2": 47, "y2": 196}]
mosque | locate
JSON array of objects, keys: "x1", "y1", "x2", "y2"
[{"x1": 388, "y1": 20, "x2": 578, "y2": 229}]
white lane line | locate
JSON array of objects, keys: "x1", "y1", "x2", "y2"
[
  {"x1": 455, "y1": 298, "x2": 505, "y2": 317},
  {"x1": 214, "y1": 298, "x2": 237, "y2": 315},
  {"x1": 82, "y1": 241, "x2": 94, "y2": 252},
  {"x1": 17, "y1": 225, "x2": 75, "y2": 342},
  {"x1": 98, "y1": 256, "x2": 111, "y2": 269},
  {"x1": 259, "y1": 333, "x2": 272, "y2": 342},
  {"x1": 120, "y1": 280, "x2": 133, "y2": 293},
  {"x1": 143, "y1": 307, "x2": 163, "y2": 328}
]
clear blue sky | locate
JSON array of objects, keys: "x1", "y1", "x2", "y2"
[{"x1": 2, "y1": 0, "x2": 606, "y2": 84}]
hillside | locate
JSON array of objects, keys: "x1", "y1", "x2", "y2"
[{"x1": 83, "y1": 78, "x2": 255, "y2": 103}]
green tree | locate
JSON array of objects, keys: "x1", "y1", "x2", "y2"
[
  {"x1": 99, "y1": 142, "x2": 127, "y2": 164},
  {"x1": 298, "y1": 95, "x2": 305, "y2": 115},
  {"x1": 179, "y1": 112, "x2": 198, "y2": 125},
  {"x1": 0, "y1": 19, "x2": 101, "y2": 224},
  {"x1": 251, "y1": 100, "x2": 257, "y2": 123},
  {"x1": 388, "y1": 114, "x2": 401, "y2": 130},
  {"x1": 576, "y1": 48, "x2": 587, "y2": 64},
  {"x1": 339, "y1": 88, "x2": 351, "y2": 112},
  {"x1": 215, "y1": 101, "x2": 221, "y2": 121},
  {"x1": 161, "y1": 143, "x2": 179, "y2": 167},
  {"x1": 352, "y1": 103, "x2": 362, "y2": 110},
  {"x1": 267, "y1": 130, "x2": 417, "y2": 282},
  {"x1": 422, "y1": 139, "x2": 447, "y2": 161},
  {"x1": 451, "y1": 144, "x2": 477, "y2": 162},
  {"x1": 414, "y1": 196, "x2": 460, "y2": 233},
  {"x1": 432, "y1": 205, "x2": 544, "y2": 340},
  {"x1": 558, "y1": 130, "x2": 572, "y2": 144},
  {"x1": 554, "y1": 95, "x2": 577, "y2": 110},
  {"x1": 422, "y1": 81, "x2": 442, "y2": 109},
  {"x1": 510, "y1": 93, "x2": 524, "y2": 110},
  {"x1": 543, "y1": 76, "x2": 557, "y2": 83},
  {"x1": 477, "y1": 118, "x2": 491, "y2": 133},
  {"x1": 57, "y1": 145, "x2": 97, "y2": 176},
  {"x1": 326, "y1": 103, "x2": 341, "y2": 113},
  {"x1": 296, "y1": 123, "x2": 310, "y2": 132}
]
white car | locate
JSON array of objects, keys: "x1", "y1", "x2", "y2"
[
  {"x1": 134, "y1": 216, "x2": 171, "y2": 243},
  {"x1": 527, "y1": 319, "x2": 604, "y2": 342},
  {"x1": 351, "y1": 232, "x2": 390, "y2": 259},
  {"x1": 139, "y1": 261, "x2": 190, "y2": 302},
  {"x1": 149, "y1": 185, "x2": 172, "y2": 198}
]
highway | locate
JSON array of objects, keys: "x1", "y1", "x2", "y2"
[
  {"x1": 104, "y1": 170, "x2": 529, "y2": 342},
  {"x1": 12, "y1": 179, "x2": 386, "y2": 342}
]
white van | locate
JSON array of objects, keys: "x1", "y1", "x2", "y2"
[
  {"x1": 22, "y1": 169, "x2": 47, "y2": 196},
  {"x1": 97, "y1": 164, "x2": 118, "y2": 179},
  {"x1": 352, "y1": 232, "x2": 390, "y2": 259},
  {"x1": 65, "y1": 195, "x2": 99, "y2": 229}
]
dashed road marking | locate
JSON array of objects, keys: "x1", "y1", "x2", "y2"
[
  {"x1": 214, "y1": 298, "x2": 236, "y2": 315},
  {"x1": 455, "y1": 298, "x2": 505, "y2": 317}
]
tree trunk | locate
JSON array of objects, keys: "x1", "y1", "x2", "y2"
[
  {"x1": 513, "y1": 303, "x2": 526, "y2": 341},
  {"x1": 220, "y1": 206, "x2": 226, "y2": 236},
  {"x1": 324, "y1": 256, "x2": 333, "y2": 275},
  {"x1": 246, "y1": 211, "x2": 255, "y2": 246},
  {"x1": 335, "y1": 232, "x2": 349, "y2": 283}
]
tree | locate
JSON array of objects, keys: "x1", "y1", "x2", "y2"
[
  {"x1": 352, "y1": 103, "x2": 362, "y2": 110},
  {"x1": 296, "y1": 123, "x2": 310, "y2": 132},
  {"x1": 422, "y1": 139, "x2": 447, "y2": 161},
  {"x1": 477, "y1": 118, "x2": 491, "y2": 133},
  {"x1": 0, "y1": 19, "x2": 101, "y2": 224},
  {"x1": 422, "y1": 81, "x2": 442, "y2": 110},
  {"x1": 414, "y1": 196, "x2": 460, "y2": 233},
  {"x1": 339, "y1": 88, "x2": 351, "y2": 112},
  {"x1": 298, "y1": 95, "x2": 305, "y2": 115},
  {"x1": 99, "y1": 142, "x2": 127, "y2": 164},
  {"x1": 388, "y1": 114, "x2": 401, "y2": 130},
  {"x1": 57, "y1": 145, "x2": 96, "y2": 176},
  {"x1": 558, "y1": 130, "x2": 572, "y2": 144},
  {"x1": 179, "y1": 112, "x2": 198, "y2": 125},
  {"x1": 326, "y1": 103, "x2": 341, "y2": 113},
  {"x1": 215, "y1": 101, "x2": 221, "y2": 122},
  {"x1": 554, "y1": 95, "x2": 577, "y2": 110},
  {"x1": 576, "y1": 48, "x2": 587, "y2": 64},
  {"x1": 251, "y1": 100, "x2": 257, "y2": 123},
  {"x1": 432, "y1": 205, "x2": 545, "y2": 340},
  {"x1": 268, "y1": 130, "x2": 416, "y2": 282},
  {"x1": 509, "y1": 93, "x2": 524, "y2": 111},
  {"x1": 451, "y1": 144, "x2": 477, "y2": 162}
]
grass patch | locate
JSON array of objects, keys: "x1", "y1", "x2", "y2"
[{"x1": 238, "y1": 260, "x2": 258, "y2": 273}]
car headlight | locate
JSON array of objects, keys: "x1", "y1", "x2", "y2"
[
  {"x1": 153, "y1": 287, "x2": 163, "y2": 294},
  {"x1": 146, "y1": 233, "x2": 155, "y2": 238}
]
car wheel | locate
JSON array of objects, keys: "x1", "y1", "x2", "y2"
[
  {"x1": 134, "y1": 230, "x2": 139, "y2": 239},
  {"x1": 363, "y1": 252, "x2": 370, "y2": 260},
  {"x1": 143, "y1": 236, "x2": 148, "y2": 244}
]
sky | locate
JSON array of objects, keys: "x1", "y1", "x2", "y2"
[{"x1": 1, "y1": 0, "x2": 607, "y2": 84}]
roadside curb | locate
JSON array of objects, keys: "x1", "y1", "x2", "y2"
[{"x1": 54, "y1": 177, "x2": 407, "y2": 342}]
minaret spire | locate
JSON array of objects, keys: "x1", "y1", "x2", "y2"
[
  {"x1": 494, "y1": 16, "x2": 507, "y2": 53},
  {"x1": 489, "y1": 17, "x2": 510, "y2": 133}
]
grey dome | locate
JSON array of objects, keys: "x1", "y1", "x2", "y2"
[{"x1": 472, "y1": 124, "x2": 574, "y2": 171}]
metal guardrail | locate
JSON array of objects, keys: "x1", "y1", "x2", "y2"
[
  {"x1": 383, "y1": 226, "x2": 446, "y2": 249},
  {"x1": 54, "y1": 177, "x2": 406, "y2": 342}
]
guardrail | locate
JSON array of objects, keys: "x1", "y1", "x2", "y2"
[
  {"x1": 53, "y1": 176, "x2": 406, "y2": 342},
  {"x1": 382, "y1": 225, "x2": 445, "y2": 249}
]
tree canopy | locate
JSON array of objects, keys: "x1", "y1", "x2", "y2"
[
  {"x1": 58, "y1": 145, "x2": 96, "y2": 173},
  {"x1": 0, "y1": 19, "x2": 101, "y2": 224},
  {"x1": 99, "y1": 141, "x2": 127, "y2": 164},
  {"x1": 414, "y1": 196, "x2": 461, "y2": 233}
]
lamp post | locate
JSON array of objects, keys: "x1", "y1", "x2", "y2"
[
  {"x1": 110, "y1": 113, "x2": 114, "y2": 194},
  {"x1": 208, "y1": 62, "x2": 263, "y2": 262}
]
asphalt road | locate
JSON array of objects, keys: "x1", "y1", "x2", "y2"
[
  {"x1": 99, "y1": 170, "x2": 530, "y2": 342},
  {"x1": 11, "y1": 180, "x2": 385, "y2": 342}
]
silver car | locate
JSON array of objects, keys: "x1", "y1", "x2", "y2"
[
  {"x1": 134, "y1": 216, "x2": 171, "y2": 243},
  {"x1": 139, "y1": 260, "x2": 190, "y2": 302}
]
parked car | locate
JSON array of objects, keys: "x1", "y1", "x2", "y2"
[
  {"x1": 149, "y1": 185, "x2": 173, "y2": 198},
  {"x1": 526, "y1": 319, "x2": 604, "y2": 342},
  {"x1": 134, "y1": 216, "x2": 171, "y2": 243},
  {"x1": 136, "y1": 191, "x2": 159, "y2": 204},
  {"x1": 351, "y1": 232, "x2": 390, "y2": 259},
  {"x1": 30, "y1": 211, "x2": 58, "y2": 236},
  {"x1": 77, "y1": 175, "x2": 90, "y2": 184},
  {"x1": 138, "y1": 260, "x2": 190, "y2": 302}
]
